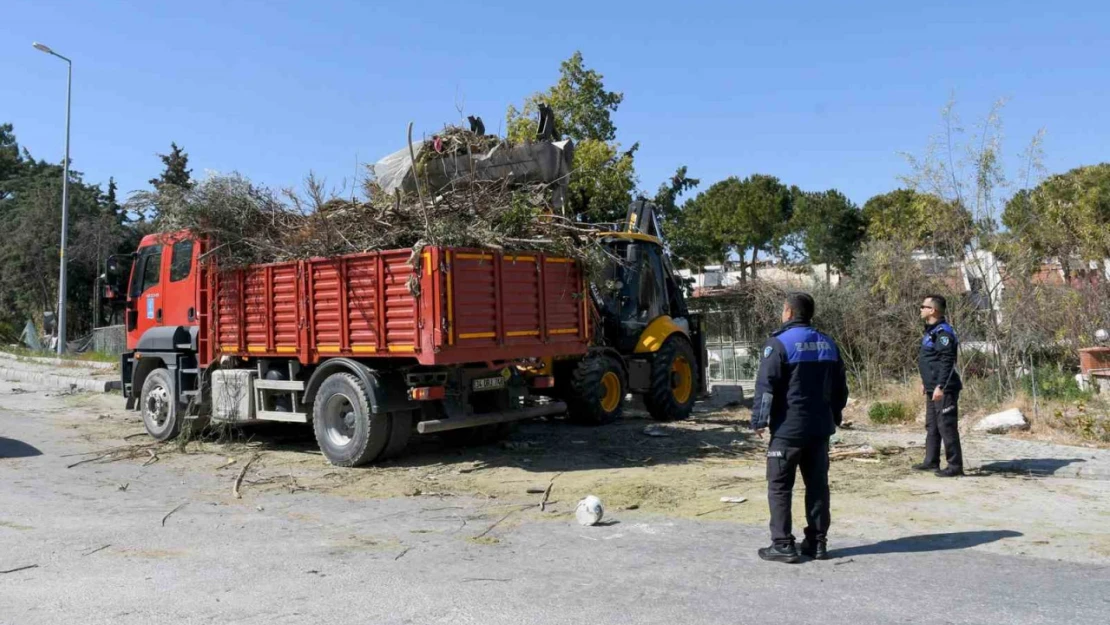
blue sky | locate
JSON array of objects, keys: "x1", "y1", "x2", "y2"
[{"x1": 3, "y1": 1, "x2": 1107, "y2": 207}]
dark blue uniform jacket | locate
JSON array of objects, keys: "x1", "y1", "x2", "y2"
[
  {"x1": 918, "y1": 319, "x2": 962, "y2": 393},
  {"x1": 751, "y1": 321, "x2": 849, "y2": 441}
]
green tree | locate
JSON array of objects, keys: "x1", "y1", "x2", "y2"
[
  {"x1": 505, "y1": 52, "x2": 634, "y2": 222},
  {"x1": 149, "y1": 142, "x2": 193, "y2": 191},
  {"x1": 654, "y1": 166, "x2": 714, "y2": 270},
  {"x1": 795, "y1": 189, "x2": 866, "y2": 282},
  {"x1": 0, "y1": 123, "x2": 24, "y2": 201},
  {"x1": 654, "y1": 166, "x2": 700, "y2": 220},
  {"x1": 0, "y1": 124, "x2": 131, "y2": 338},
  {"x1": 565, "y1": 139, "x2": 638, "y2": 223},
  {"x1": 1003, "y1": 163, "x2": 1110, "y2": 280},
  {"x1": 103, "y1": 177, "x2": 127, "y2": 224},
  {"x1": 862, "y1": 188, "x2": 972, "y2": 256},
  {"x1": 680, "y1": 174, "x2": 793, "y2": 279},
  {"x1": 506, "y1": 51, "x2": 623, "y2": 143}
]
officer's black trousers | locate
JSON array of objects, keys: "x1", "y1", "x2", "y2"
[
  {"x1": 924, "y1": 391, "x2": 963, "y2": 470},
  {"x1": 766, "y1": 436, "x2": 830, "y2": 546}
]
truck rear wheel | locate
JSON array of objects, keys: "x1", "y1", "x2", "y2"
[
  {"x1": 566, "y1": 354, "x2": 626, "y2": 425},
  {"x1": 645, "y1": 335, "x2": 697, "y2": 422},
  {"x1": 379, "y1": 410, "x2": 414, "y2": 460},
  {"x1": 312, "y1": 373, "x2": 390, "y2": 467},
  {"x1": 141, "y1": 368, "x2": 183, "y2": 441}
]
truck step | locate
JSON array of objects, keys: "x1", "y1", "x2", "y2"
[
  {"x1": 255, "y1": 410, "x2": 309, "y2": 423},
  {"x1": 180, "y1": 368, "x2": 199, "y2": 375},
  {"x1": 254, "y1": 380, "x2": 305, "y2": 392},
  {"x1": 416, "y1": 401, "x2": 567, "y2": 434}
]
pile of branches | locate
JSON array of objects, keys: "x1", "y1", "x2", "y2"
[
  {"x1": 415, "y1": 125, "x2": 500, "y2": 168},
  {"x1": 132, "y1": 168, "x2": 612, "y2": 276}
]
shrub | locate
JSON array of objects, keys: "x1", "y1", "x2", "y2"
[
  {"x1": 868, "y1": 401, "x2": 913, "y2": 424},
  {"x1": 1022, "y1": 365, "x2": 1091, "y2": 401}
]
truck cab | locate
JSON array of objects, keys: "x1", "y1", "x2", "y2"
[
  {"x1": 123, "y1": 231, "x2": 201, "y2": 348},
  {"x1": 105, "y1": 231, "x2": 205, "y2": 413}
]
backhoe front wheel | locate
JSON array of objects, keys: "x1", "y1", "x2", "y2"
[
  {"x1": 566, "y1": 354, "x2": 626, "y2": 425},
  {"x1": 645, "y1": 335, "x2": 697, "y2": 422}
]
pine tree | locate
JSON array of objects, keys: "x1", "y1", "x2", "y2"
[{"x1": 149, "y1": 142, "x2": 193, "y2": 190}]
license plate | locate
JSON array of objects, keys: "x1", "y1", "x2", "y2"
[{"x1": 472, "y1": 376, "x2": 506, "y2": 392}]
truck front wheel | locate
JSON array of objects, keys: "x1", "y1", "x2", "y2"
[
  {"x1": 141, "y1": 368, "x2": 183, "y2": 441},
  {"x1": 312, "y1": 373, "x2": 390, "y2": 467},
  {"x1": 645, "y1": 335, "x2": 697, "y2": 422}
]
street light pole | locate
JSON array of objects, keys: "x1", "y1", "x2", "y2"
[{"x1": 33, "y1": 42, "x2": 72, "y2": 355}]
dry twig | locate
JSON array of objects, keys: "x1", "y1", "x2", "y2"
[
  {"x1": 161, "y1": 503, "x2": 188, "y2": 527},
  {"x1": 233, "y1": 453, "x2": 261, "y2": 499},
  {"x1": 83, "y1": 544, "x2": 111, "y2": 556}
]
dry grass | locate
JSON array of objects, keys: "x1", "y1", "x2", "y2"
[
  {"x1": 1010, "y1": 393, "x2": 1110, "y2": 447},
  {"x1": 849, "y1": 382, "x2": 926, "y2": 427},
  {"x1": 848, "y1": 378, "x2": 1110, "y2": 449}
]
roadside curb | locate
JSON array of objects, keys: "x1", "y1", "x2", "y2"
[
  {"x1": 0, "y1": 365, "x2": 120, "y2": 394},
  {"x1": 0, "y1": 351, "x2": 117, "y2": 371}
]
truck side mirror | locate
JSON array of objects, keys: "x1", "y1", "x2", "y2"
[{"x1": 104, "y1": 254, "x2": 132, "y2": 298}]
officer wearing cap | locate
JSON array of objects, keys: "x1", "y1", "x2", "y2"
[
  {"x1": 751, "y1": 292, "x2": 849, "y2": 563},
  {"x1": 915, "y1": 294, "x2": 964, "y2": 477}
]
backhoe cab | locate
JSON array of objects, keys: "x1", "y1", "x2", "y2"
[{"x1": 558, "y1": 199, "x2": 708, "y2": 425}]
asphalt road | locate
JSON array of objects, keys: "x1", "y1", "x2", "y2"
[{"x1": 2, "y1": 383, "x2": 1108, "y2": 625}]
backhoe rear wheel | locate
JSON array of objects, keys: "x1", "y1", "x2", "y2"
[
  {"x1": 645, "y1": 335, "x2": 697, "y2": 422},
  {"x1": 566, "y1": 354, "x2": 626, "y2": 425}
]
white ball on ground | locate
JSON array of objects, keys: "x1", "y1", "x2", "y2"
[
  {"x1": 575, "y1": 495, "x2": 604, "y2": 526},
  {"x1": 1095, "y1": 328, "x2": 1109, "y2": 344}
]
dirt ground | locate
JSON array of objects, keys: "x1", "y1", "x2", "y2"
[{"x1": 48, "y1": 389, "x2": 1110, "y2": 565}]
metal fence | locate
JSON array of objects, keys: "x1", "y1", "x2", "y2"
[
  {"x1": 91, "y1": 325, "x2": 126, "y2": 356},
  {"x1": 697, "y1": 305, "x2": 762, "y2": 396}
]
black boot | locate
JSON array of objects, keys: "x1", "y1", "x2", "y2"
[
  {"x1": 758, "y1": 542, "x2": 799, "y2": 563},
  {"x1": 799, "y1": 537, "x2": 828, "y2": 560},
  {"x1": 935, "y1": 466, "x2": 964, "y2": 478},
  {"x1": 912, "y1": 462, "x2": 939, "y2": 471}
]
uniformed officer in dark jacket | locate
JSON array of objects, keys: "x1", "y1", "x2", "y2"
[
  {"x1": 915, "y1": 294, "x2": 964, "y2": 477},
  {"x1": 752, "y1": 292, "x2": 848, "y2": 563}
]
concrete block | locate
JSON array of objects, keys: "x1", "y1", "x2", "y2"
[{"x1": 974, "y1": 408, "x2": 1030, "y2": 434}]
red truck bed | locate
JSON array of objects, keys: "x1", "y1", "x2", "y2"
[{"x1": 202, "y1": 246, "x2": 589, "y2": 367}]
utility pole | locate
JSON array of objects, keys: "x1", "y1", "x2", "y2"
[{"x1": 33, "y1": 42, "x2": 72, "y2": 354}]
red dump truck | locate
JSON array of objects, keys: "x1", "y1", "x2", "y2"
[
  {"x1": 109, "y1": 202, "x2": 707, "y2": 466},
  {"x1": 112, "y1": 230, "x2": 590, "y2": 465}
]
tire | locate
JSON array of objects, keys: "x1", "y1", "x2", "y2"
[
  {"x1": 312, "y1": 373, "x2": 390, "y2": 467},
  {"x1": 644, "y1": 335, "x2": 698, "y2": 422},
  {"x1": 566, "y1": 354, "x2": 626, "y2": 425},
  {"x1": 379, "y1": 410, "x2": 414, "y2": 460},
  {"x1": 141, "y1": 368, "x2": 184, "y2": 441}
]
